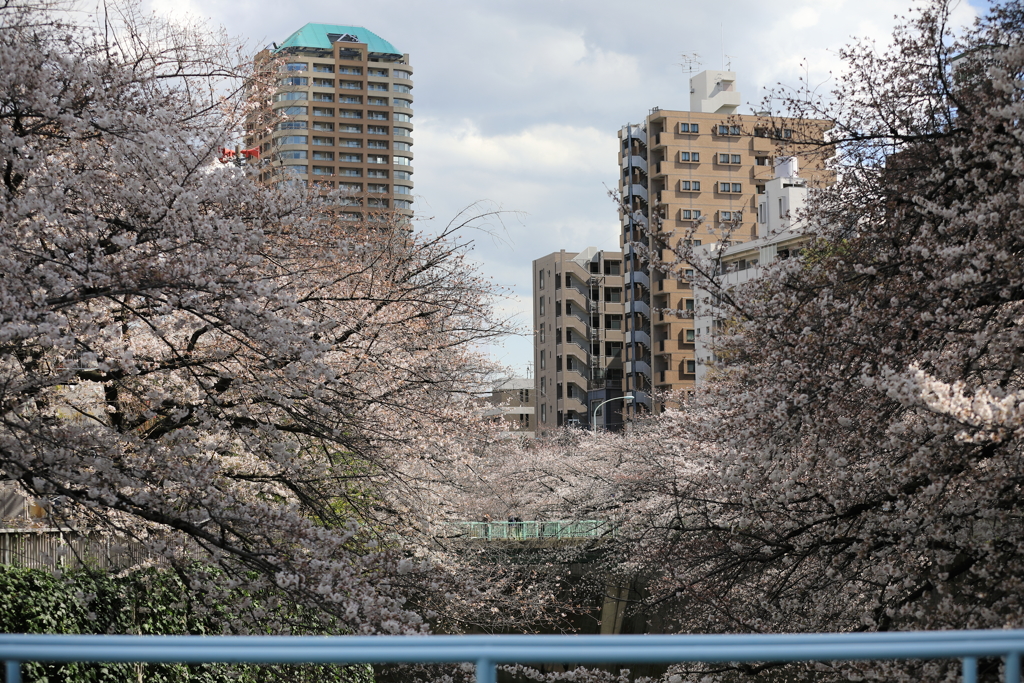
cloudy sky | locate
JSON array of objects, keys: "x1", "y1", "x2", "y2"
[{"x1": 149, "y1": 0, "x2": 984, "y2": 377}]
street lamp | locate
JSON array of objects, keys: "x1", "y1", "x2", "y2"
[{"x1": 592, "y1": 395, "x2": 634, "y2": 434}]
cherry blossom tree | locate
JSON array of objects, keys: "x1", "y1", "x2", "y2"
[
  {"x1": 574, "y1": 1, "x2": 1024, "y2": 680},
  {"x1": 0, "y1": 0, "x2": 514, "y2": 634}
]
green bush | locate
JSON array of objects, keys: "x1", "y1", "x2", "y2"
[{"x1": 0, "y1": 566, "x2": 375, "y2": 683}]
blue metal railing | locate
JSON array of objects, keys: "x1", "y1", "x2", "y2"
[{"x1": 1, "y1": 631, "x2": 1022, "y2": 683}]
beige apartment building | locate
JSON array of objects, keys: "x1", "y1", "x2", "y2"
[
  {"x1": 533, "y1": 248, "x2": 627, "y2": 434},
  {"x1": 617, "y1": 70, "x2": 831, "y2": 413},
  {"x1": 481, "y1": 378, "x2": 536, "y2": 438},
  {"x1": 247, "y1": 24, "x2": 414, "y2": 219}
]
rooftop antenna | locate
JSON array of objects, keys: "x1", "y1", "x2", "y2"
[
  {"x1": 678, "y1": 52, "x2": 702, "y2": 75},
  {"x1": 725, "y1": 54, "x2": 734, "y2": 71},
  {"x1": 721, "y1": 23, "x2": 725, "y2": 69}
]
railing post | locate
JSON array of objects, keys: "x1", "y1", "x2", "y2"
[
  {"x1": 6, "y1": 660, "x2": 21, "y2": 683},
  {"x1": 963, "y1": 656, "x2": 977, "y2": 683},
  {"x1": 476, "y1": 659, "x2": 495, "y2": 683},
  {"x1": 1006, "y1": 652, "x2": 1021, "y2": 683}
]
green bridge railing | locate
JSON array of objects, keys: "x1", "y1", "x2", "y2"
[{"x1": 442, "y1": 520, "x2": 613, "y2": 541}]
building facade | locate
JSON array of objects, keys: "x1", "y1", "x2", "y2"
[
  {"x1": 533, "y1": 248, "x2": 627, "y2": 434},
  {"x1": 617, "y1": 70, "x2": 830, "y2": 412},
  {"x1": 482, "y1": 378, "x2": 536, "y2": 438},
  {"x1": 693, "y1": 157, "x2": 812, "y2": 384},
  {"x1": 248, "y1": 24, "x2": 414, "y2": 219}
]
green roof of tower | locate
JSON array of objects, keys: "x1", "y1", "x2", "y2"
[{"x1": 277, "y1": 23, "x2": 400, "y2": 55}]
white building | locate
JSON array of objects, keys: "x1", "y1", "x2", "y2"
[{"x1": 694, "y1": 157, "x2": 811, "y2": 384}]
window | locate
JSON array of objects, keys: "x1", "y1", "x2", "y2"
[
  {"x1": 679, "y1": 180, "x2": 700, "y2": 191},
  {"x1": 312, "y1": 78, "x2": 334, "y2": 87},
  {"x1": 313, "y1": 64, "x2": 334, "y2": 73},
  {"x1": 719, "y1": 153, "x2": 730, "y2": 163},
  {"x1": 605, "y1": 314, "x2": 622, "y2": 330},
  {"x1": 368, "y1": 155, "x2": 388, "y2": 164},
  {"x1": 279, "y1": 77, "x2": 308, "y2": 86},
  {"x1": 783, "y1": 128, "x2": 793, "y2": 139},
  {"x1": 368, "y1": 68, "x2": 388, "y2": 77},
  {"x1": 395, "y1": 127, "x2": 412, "y2": 137},
  {"x1": 339, "y1": 110, "x2": 361, "y2": 118},
  {"x1": 718, "y1": 125, "x2": 729, "y2": 135},
  {"x1": 604, "y1": 260, "x2": 621, "y2": 275},
  {"x1": 368, "y1": 183, "x2": 388, "y2": 193},
  {"x1": 539, "y1": 297, "x2": 545, "y2": 315},
  {"x1": 394, "y1": 171, "x2": 412, "y2": 180},
  {"x1": 368, "y1": 82, "x2": 388, "y2": 91},
  {"x1": 394, "y1": 69, "x2": 412, "y2": 79},
  {"x1": 394, "y1": 199, "x2": 412, "y2": 209},
  {"x1": 720, "y1": 182, "x2": 741, "y2": 193},
  {"x1": 730, "y1": 125, "x2": 741, "y2": 135},
  {"x1": 732, "y1": 154, "x2": 742, "y2": 164},
  {"x1": 338, "y1": 168, "x2": 362, "y2": 176},
  {"x1": 686, "y1": 329, "x2": 695, "y2": 342},
  {"x1": 313, "y1": 107, "x2": 335, "y2": 117},
  {"x1": 541, "y1": 403, "x2": 546, "y2": 422},
  {"x1": 733, "y1": 183, "x2": 742, "y2": 192},
  {"x1": 313, "y1": 122, "x2": 335, "y2": 131},
  {"x1": 393, "y1": 142, "x2": 412, "y2": 151},
  {"x1": 395, "y1": 185, "x2": 412, "y2": 195},
  {"x1": 755, "y1": 156, "x2": 770, "y2": 166},
  {"x1": 312, "y1": 166, "x2": 334, "y2": 176},
  {"x1": 280, "y1": 165, "x2": 306, "y2": 175},
  {"x1": 340, "y1": 212, "x2": 360, "y2": 221},
  {"x1": 337, "y1": 66, "x2": 362, "y2": 75},
  {"x1": 367, "y1": 169, "x2": 388, "y2": 178},
  {"x1": 367, "y1": 140, "x2": 388, "y2": 149},
  {"x1": 339, "y1": 183, "x2": 362, "y2": 192},
  {"x1": 519, "y1": 413, "x2": 530, "y2": 429},
  {"x1": 394, "y1": 113, "x2": 412, "y2": 122},
  {"x1": 368, "y1": 97, "x2": 388, "y2": 106},
  {"x1": 604, "y1": 287, "x2": 622, "y2": 302},
  {"x1": 684, "y1": 239, "x2": 702, "y2": 247},
  {"x1": 275, "y1": 121, "x2": 307, "y2": 131},
  {"x1": 340, "y1": 153, "x2": 362, "y2": 162},
  {"x1": 368, "y1": 126, "x2": 388, "y2": 135},
  {"x1": 339, "y1": 124, "x2": 360, "y2": 132},
  {"x1": 338, "y1": 139, "x2": 360, "y2": 147},
  {"x1": 685, "y1": 268, "x2": 694, "y2": 277},
  {"x1": 721, "y1": 211, "x2": 732, "y2": 220},
  {"x1": 686, "y1": 299, "x2": 695, "y2": 311},
  {"x1": 312, "y1": 92, "x2": 334, "y2": 102},
  {"x1": 679, "y1": 122, "x2": 697, "y2": 133},
  {"x1": 367, "y1": 198, "x2": 388, "y2": 207},
  {"x1": 283, "y1": 63, "x2": 308, "y2": 72},
  {"x1": 686, "y1": 360, "x2": 697, "y2": 373},
  {"x1": 680, "y1": 209, "x2": 702, "y2": 219},
  {"x1": 274, "y1": 92, "x2": 307, "y2": 101},
  {"x1": 275, "y1": 135, "x2": 307, "y2": 145},
  {"x1": 340, "y1": 81, "x2": 361, "y2": 89},
  {"x1": 339, "y1": 96, "x2": 362, "y2": 104},
  {"x1": 395, "y1": 156, "x2": 412, "y2": 166},
  {"x1": 394, "y1": 98, "x2": 413, "y2": 108},
  {"x1": 538, "y1": 270, "x2": 545, "y2": 290},
  {"x1": 368, "y1": 112, "x2": 388, "y2": 120},
  {"x1": 680, "y1": 151, "x2": 700, "y2": 162},
  {"x1": 312, "y1": 151, "x2": 333, "y2": 160},
  {"x1": 606, "y1": 341, "x2": 623, "y2": 356},
  {"x1": 274, "y1": 150, "x2": 307, "y2": 160}
]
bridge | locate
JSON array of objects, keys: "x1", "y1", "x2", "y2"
[{"x1": 439, "y1": 520, "x2": 613, "y2": 541}]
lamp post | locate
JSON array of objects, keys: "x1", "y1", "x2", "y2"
[{"x1": 592, "y1": 395, "x2": 633, "y2": 434}]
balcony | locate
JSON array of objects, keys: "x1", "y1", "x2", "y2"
[
  {"x1": 625, "y1": 269, "x2": 650, "y2": 289},
  {"x1": 627, "y1": 184, "x2": 648, "y2": 203},
  {"x1": 624, "y1": 359, "x2": 652, "y2": 378},
  {"x1": 628, "y1": 329, "x2": 652, "y2": 349},
  {"x1": 621, "y1": 155, "x2": 648, "y2": 173},
  {"x1": 626, "y1": 299, "x2": 650, "y2": 319},
  {"x1": 621, "y1": 124, "x2": 647, "y2": 145}
]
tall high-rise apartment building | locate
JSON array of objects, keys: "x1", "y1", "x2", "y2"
[
  {"x1": 248, "y1": 24, "x2": 414, "y2": 219},
  {"x1": 533, "y1": 248, "x2": 627, "y2": 434},
  {"x1": 617, "y1": 70, "x2": 830, "y2": 413}
]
